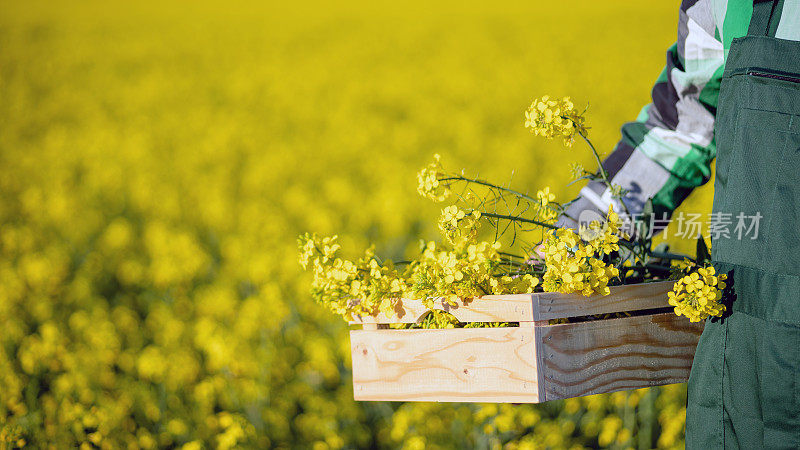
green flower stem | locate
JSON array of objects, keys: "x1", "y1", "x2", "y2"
[
  {"x1": 644, "y1": 263, "x2": 673, "y2": 273},
  {"x1": 648, "y1": 251, "x2": 691, "y2": 261},
  {"x1": 620, "y1": 263, "x2": 672, "y2": 275},
  {"x1": 439, "y1": 176, "x2": 540, "y2": 204},
  {"x1": 576, "y1": 129, "x2": 634, "y2": 220},
  {"x1": 577, "y1": 131, "x2": 610, "y2": 185},
  {"x1": 617, "y1": 240, "x2": 647, "y2": 264},
  {"x1": 493, "y1": 271, "x2": 543, "y2": 277},
  {"x1": 498, "y1": 251, "x2": 526, "y2": 259},
  {"x1": 614, "y1": 239, "x2": 650, "y2": 270},
  {"x1": 498, "y1": 258, "x2": 527, "y2": 266},
  {"x1": 478, "y1": 211, "x2": 559, "y2": 230}
]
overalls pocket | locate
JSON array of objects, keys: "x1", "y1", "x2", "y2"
[
  {"x1": 714, "y1": 67, "x2": 800, "y2": 272},
  {"x1": 765, "y1": 123, "x2": 800, "y2": 275},
  {"x1": 717, "y1": 106, "x2": 791, "y2": 267}
]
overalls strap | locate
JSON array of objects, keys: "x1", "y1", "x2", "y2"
[{"x1": 748, "y1": 0, "x2": 784, "y2": 36}]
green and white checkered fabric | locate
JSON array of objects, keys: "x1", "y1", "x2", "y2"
[{"x1": 558, "y1": 0, "x2": 800, "y2": 230}]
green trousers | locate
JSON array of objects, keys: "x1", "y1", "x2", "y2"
[{"x1": 686, "y1": 1, "x2": 800, "y2": 448}]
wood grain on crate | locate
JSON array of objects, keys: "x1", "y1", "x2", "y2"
[
  {"x1": 350, "y1": 312, "x2": 703, "y2": 403},
  {"x1": 351, "y1": 327, "x2": 543, "y2": 402},
  {"x1": 538, "y1": 312, "x2": 703, "y2": 401},
  {"x1": 533, "y1": 281, "x2": 677, "y2": 321},
  {"x1": 349, "y1": 280, "x2": 676, "y2": 325}
]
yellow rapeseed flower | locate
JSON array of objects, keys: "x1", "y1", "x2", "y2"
[
  {"x1": 416, "y1": 154, "x2": 450, "y2": 202},
  {"x1": 524, "y1": 95, "x2": 588, "y2": 147},
  {"x1": 536, "y1": 187, "x2": 555, "y2": 206},
  {"x1": 668, "y1": 264, "x2": 727, "y2": 322},
  {"x1": 541, "y1": 205, "x2": 620, "y2": 297}
]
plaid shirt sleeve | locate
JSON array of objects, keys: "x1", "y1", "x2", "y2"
[{"x1": 557, "y1": 0, "x2": 724, "y2": 231}]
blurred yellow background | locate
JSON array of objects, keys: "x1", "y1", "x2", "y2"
[{"x1": 0, "y1": 0, "x2": 713, "y2": 448}]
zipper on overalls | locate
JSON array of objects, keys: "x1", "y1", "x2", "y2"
[
  {"x1": 742, "y1": 69, "x2": 800, "y2": 84},
  {"x1": 747, "y1": 71, "x2": 800, "y2": 84}
]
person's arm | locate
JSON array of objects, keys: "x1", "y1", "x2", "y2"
[{"x1": 556, "y1": 0, "x2": 724, "y2": 232}]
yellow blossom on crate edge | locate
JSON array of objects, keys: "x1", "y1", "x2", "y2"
[{"x1": 668, "y1": 265, "x2": 727, "y2": 322}]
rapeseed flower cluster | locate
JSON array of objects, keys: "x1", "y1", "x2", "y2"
[
  {"x1": 668, "y1": 265, "x2": 727, "y2": 322},
  {"x1": 437, "y1": 206, "x2": 481, "y2": 247},
  {"x1": 410, "y1": 240, "x2": 540, "y2": 309},
  {"x1": 416, "y1": 154, "x2": 451, "y2": 202},
  {"x1": 541, "y1": 206, "x2": 622, "y2": 296},
  {"x1": 298, "y1": 233, "x2": 409, "y2": 318},
  {"x1": 524, "y1": 95, "x2": 588, "y2": 147},
  {"x1": 300, "y1": 215, "x2": 540, "y2": 320},
  {"x1": 535, "y1": 188, "x2": 560, "y2": 222},
  {"x1": 302, "y1": 159, "x2": 633, "y2": 320}
]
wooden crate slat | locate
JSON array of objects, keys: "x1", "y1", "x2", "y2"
[
  {"x1": 532, "y1": 280, "x2": 676, "y2": 321},
  {"x1": 349, "y1": 281, "x2": 676, "y2": 325},
  {"x1": 349, "y1": 294, "x2": 536, "y2": 325},
  {"x1": 538, "y1": 312, "x2": 703, "y2": 402},
  {"x1": 350, "y1": 327, "x2": 542, "y2": 402}
]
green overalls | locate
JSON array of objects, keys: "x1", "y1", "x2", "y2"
[{"x1": 686, "y1": 1, "x2": 800, "y2": 448}]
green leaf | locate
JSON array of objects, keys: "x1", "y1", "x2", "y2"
[{"x1": 696, "y1": 235, "x2": 711, "y2": 263}]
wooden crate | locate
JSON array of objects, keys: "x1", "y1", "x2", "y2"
[{"x1": 349, "y1": 280, "x2": 704, "y2": 403}]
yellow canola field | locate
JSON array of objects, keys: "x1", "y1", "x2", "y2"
[{"x1": 0, "y1": 0, "x2": 713, "y2": 448}]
